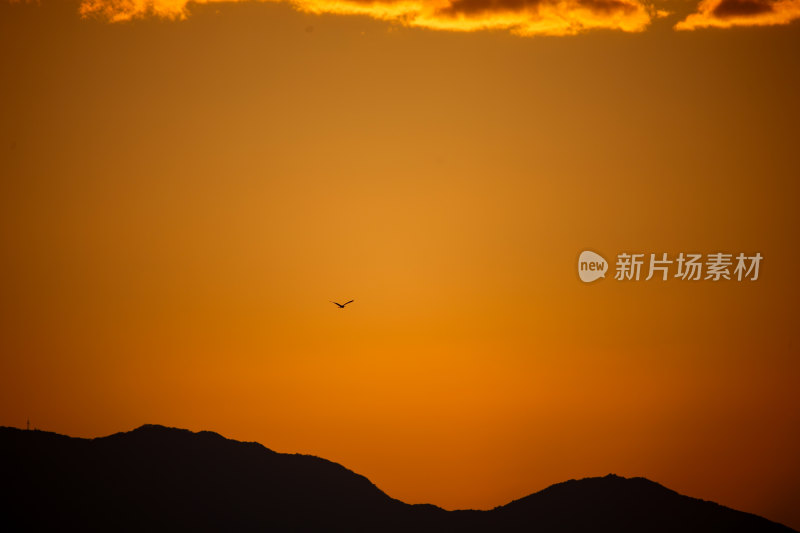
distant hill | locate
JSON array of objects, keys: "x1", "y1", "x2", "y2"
[{"x1": 0, "y1": 425, "x2": 795, "y2": 532}]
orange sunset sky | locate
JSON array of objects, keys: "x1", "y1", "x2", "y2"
[{"x1": 1, "y1": 0, "x2": 799, "y2": 529}]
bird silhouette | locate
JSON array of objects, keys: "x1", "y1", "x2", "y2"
[{"x1": 331, "y1": 300, "x2": 354, "y2": 308}]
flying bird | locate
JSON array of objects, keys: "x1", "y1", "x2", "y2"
[{"x1": 331, "y1": 300, "x2": 354, "y2": 308}]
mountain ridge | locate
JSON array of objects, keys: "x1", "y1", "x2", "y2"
[{"x1": 1, "y1": 424, "x2": 795, "y2": 532}]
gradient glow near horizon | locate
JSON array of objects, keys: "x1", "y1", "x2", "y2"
[{"x1": 1, "y1": 0, "x2": 799, "y2": 529}]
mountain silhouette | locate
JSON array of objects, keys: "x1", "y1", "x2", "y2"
[{"x1": 1, "y1": 425, "x2": 795, "y2": 532}]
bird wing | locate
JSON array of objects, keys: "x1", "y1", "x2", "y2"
[
  {"x1": 330, "y1": 301, "x2": 342, "y2": 306},
  {"x1": 343, "y1": 300, "x2": 354, "y2": 306}
]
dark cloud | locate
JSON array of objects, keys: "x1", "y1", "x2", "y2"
[
  {"x1": 435, "y1": 0, "x2": 638, "y2": 17},
  {"x1": 577, "y1": 0, "x2": 639, "y2": 15},
  {"x1": 434, "y1": 0, "x2": 539, "y2": 16},
  {"x1": 712, "y1": 0, "x2": 774, "y2": 17},
  {"x1": 676, "y1": 0, "x2": 800, "y2": 29}
]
